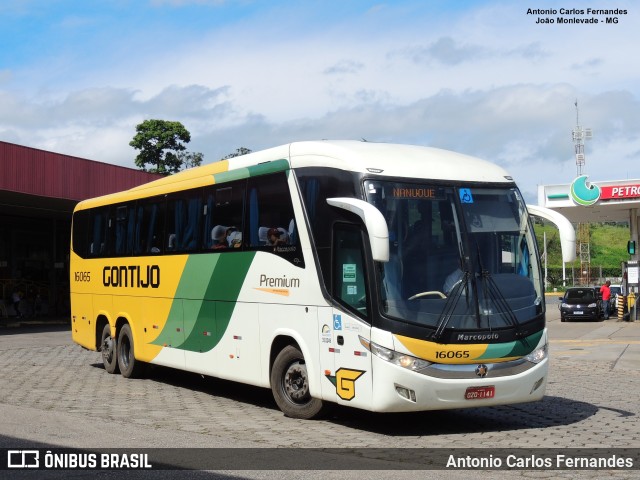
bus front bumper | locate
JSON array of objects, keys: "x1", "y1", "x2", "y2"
[{"x1": 368, "y1": 355, "x2": 548, "y2": 413}]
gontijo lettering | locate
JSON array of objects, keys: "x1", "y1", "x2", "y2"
[{"x1": 102, "y1": 265, "x2": 160, "y2": 288}]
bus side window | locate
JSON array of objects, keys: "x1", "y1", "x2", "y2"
[
  {"x1": 72, "y1": 210, "x2": 89, "y2": 258},
  {"x1": 114, "y1": 204, "x2": 135, "y2": 256},
  {"x1": 202, "y1": 183, "x2": 245, "y2": 251},
  {"x1": 166, "y1": 191, "x2": 202, "y2": 253},
  {"x1": 332, "y1": 224, "x2": 368, "y2": 317},
  {"x1": 203, "y1": 190, "x2": 215, "y2": 249},
  {"x1": 247, "y1": 173, "x2": 297, "y2": 249},
  {"x1": 135, "y1": 198, "x2": 166, "y2": 255},
  {"x1": 88, "y1": 207, "x2": 109, "y2": 257}
]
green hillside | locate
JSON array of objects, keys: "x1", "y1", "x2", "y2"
[{"x1": 534, "y1": 223, "x2": 630, "y2": 269}]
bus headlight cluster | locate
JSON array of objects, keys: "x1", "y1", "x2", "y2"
[
  {"x1": 524, "y1": 343, "x2": 548, "y2": 364},
  {"x1": 359, "y1": 336, "x2": 431, "y2": 371}
]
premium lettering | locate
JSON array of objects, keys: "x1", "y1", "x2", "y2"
[
  {"x1": 102, "y1": 265, "x2": 160, "y2": 288},
  {"x1": 259, "y1": 274, "x2": 300, "y2": 288}
]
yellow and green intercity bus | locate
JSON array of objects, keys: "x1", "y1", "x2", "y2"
[{"x1": 70, "y1": 140, "x2": 575, "y2": 419}]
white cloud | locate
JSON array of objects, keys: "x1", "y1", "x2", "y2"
[
  {"x1": 0, "y1": 0, "x2": 637, "y2": 205},
  {"x1": 323, "y1": 59, "x2": 365, "y2": 75},
  {"x1": 396, "y1": 37, "x2": 489, "y2": 66}
]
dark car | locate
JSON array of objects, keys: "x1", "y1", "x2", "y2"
[{"x1": 559, "y1": 287, "x2": 602, "y2": 322}]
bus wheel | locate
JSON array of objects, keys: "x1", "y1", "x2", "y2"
[
  {"x1": 100, "y1": 323, "x2": 119, "y2": 374},
  {"x1": 271, "y1": 345, "x2": 323, "y2": 419},
  {"x1": 117, "y1": 324, "x2": 144, "y2": 378}
]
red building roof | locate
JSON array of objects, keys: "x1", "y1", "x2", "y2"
[{"x1": 0, "y1": 141, "x2": 160, "y2": 202}]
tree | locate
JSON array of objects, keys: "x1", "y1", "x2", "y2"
[
  {"x1": 177, "y1": 151, "x2": 204, "y2": 170},
  {"x1": 222, "y1": 147, "x2": 252, "y2": 160},
  {"x1": 130, "y1": 119, "x2": 191, "y2": 175}
]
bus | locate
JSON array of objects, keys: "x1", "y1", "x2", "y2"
[{"x1": 70, "y1": 140, "x2": 575, "y2": 419}]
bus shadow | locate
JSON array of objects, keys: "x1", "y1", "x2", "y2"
[
  {"x1": 0, "y1": 322, "x2": 70, "y2": 335},
  {"x1": 90, "y1": 362, "x2": 622, "y2": 436},
  {"x1": 97, "y1": 363, "x2": 279, "y2": 410},
  {"x1": 175, "y1": 373, "x2": 276, "y2": 409},
  {"x1": 325, "y1": 395, "x2": 610, "y2": 436}
]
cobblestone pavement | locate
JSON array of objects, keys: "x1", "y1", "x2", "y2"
[
  {"x1": 1, "y1": 312, "x2": 639, "y2": 479},
  {"x1": 0, "y1": 336, "x2": 638, "y2": 449}
]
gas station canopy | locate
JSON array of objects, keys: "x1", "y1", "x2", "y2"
[{"x1": 538, "y1": 175, "x2": 640, "y2": 225}]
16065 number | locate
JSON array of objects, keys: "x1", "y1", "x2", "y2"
[
  {"x1": 74, "y1": 271, "x2": 91, "y2": 282},
  {"x1": 435, "y1": 350, "x2": 470, "y2": 359}
]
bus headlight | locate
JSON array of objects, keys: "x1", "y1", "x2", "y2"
[
  {"x1": 359, "y1": 336, "x2": 431, "y2": 371},
  {"x1": 524, "y1": 343, "x2": 548, "y2": 364}
]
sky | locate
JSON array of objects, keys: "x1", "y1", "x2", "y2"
[{"x1": 0, "y1": 0, "x2": 638, "y2": 202}]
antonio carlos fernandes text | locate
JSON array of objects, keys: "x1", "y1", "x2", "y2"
[{"x1": 446, "y1": 454, "x2": 634, "y2": 469}]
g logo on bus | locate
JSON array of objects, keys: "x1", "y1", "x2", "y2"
[
  {"x1": 475, "y1": 364, "x2": 489, "y2": 378},
  {"x1": 325, "y1": 368, "x2": 365, "y2": 401}
]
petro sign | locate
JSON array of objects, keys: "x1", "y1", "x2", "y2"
[
  {"x1": 601, "y1": 184, "x2": 640, "y2": 200},
  {"x1": 570, "y1": 175, "x2": 601, "y2": 206},
  {"x1": 571, "y1": 175, "x2": 640, "y2": 205}
]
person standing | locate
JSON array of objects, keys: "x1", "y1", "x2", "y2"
[
  {"x1": 600, "y1": 280, "x2": 612, "y2": 320},
  {"x1": 12, "y1": 289, "x2": 22, "y2": 319}
]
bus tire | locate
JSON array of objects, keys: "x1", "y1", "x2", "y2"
[
  {"x1": 100, "y1": 323, "x2": 119, "y2": 374},
  {"x1": 117, "y1": 323, "x2": 144, "y2": 378},
  {"x1": 270, "y1": 345, "x2": 323, "y2": 419}
]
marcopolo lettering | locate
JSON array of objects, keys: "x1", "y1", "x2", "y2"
[
  {"x1": 103, "y1": 265, "x2": 160, "y2": 288},
  {"x1": 457, "y1": 332, "x2": 500, "y2": 342}
]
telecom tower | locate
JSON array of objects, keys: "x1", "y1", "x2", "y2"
[{"x1": 572, "y1": 100, "x2": 593, "y2": 285}]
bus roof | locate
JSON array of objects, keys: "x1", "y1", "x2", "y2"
[
  {"x1": 288, "y1": 141, "x2": 512, "y2": 182},
  {"x1": 76, "y1": 140, "x2": 513, "y2": 209}
]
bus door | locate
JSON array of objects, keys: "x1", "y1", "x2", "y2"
[{"x1": 328, "y1": 224, "x2": 373, "y2": 409}]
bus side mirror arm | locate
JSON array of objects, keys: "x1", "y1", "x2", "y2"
[
  {"x1": 526, "y1": 204, "x2": 576, "y2": 263},
  {"x1": 327, "y1": 198, "x2": 390, "y2": 262}
]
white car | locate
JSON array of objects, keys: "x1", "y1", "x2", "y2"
[{"x1": 608, "y1": 284, "x2": 623, "y2": 314}]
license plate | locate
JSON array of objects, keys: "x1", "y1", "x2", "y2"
[
  {"x1": 465, "y1": 386, "x2": 495, "y2": 400},
  {"x1": 574, "y1": 311, "x2": 583, "y2": 315}
]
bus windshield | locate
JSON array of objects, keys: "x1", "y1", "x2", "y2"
[{"x1": 365, "y1": 181, "x2": 543, "y2": 334}]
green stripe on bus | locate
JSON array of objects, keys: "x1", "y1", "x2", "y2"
[
  {"x1": 248, "y1": 159, "x2": 289, "y2": 177},
  {"x1": 180, "y1": 252, "x2": 256, "y2": 352},
  {"x1": 480, "y1": 330, "x2": 543, "y2": 359},
  {"x1": 214, "y1": 167, "x2": 250, "y2": 184},
  {"x1": 150, "y1": 255, "x2": 219, "y2": 349},
  {"x1": 213, "y1": 159, "x2": 289, "y2": 184},
  {"x1": 151, "y1": 252, "x2": 256, "y2": 352}
]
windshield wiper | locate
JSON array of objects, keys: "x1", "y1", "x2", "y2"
[
  {"x1": 473, "y1": 242, "x2": 527, "y2": 342},
  {"x1": 432, "y1": 270, "x2": 471, "y2": 342},
  {"x1": 431, "y1": 238, "x2": 472, "y2": 342}
]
